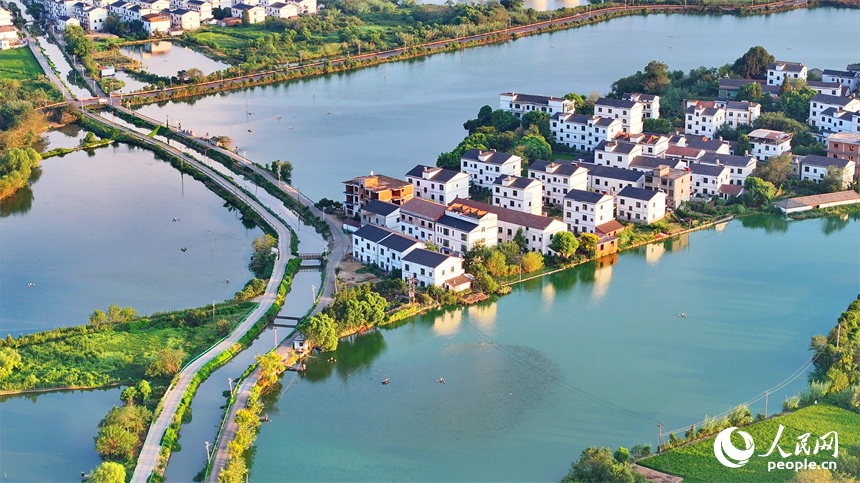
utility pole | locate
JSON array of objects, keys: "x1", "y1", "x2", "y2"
[
  {"x1": 658, "y1": 422, "x2": 663, "y2": 454},
  {"x1": 765, "y1": 391, "x2": 769, "y2": 418},
  {"x1": 274, "y1": 326, "x2": 278, "y2": 348},
  {"x1": 227, "y1": 377, "x2": 234, "y2": 396},
  {"x1": 204, "y1": 441, "x2": 212, "y2": 465},
  {"x1": 837, "y1": 323, "x2": 841, "y2": 348}
]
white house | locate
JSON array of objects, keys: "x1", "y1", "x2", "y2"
[
  {"x1": 56, "y1": 15, "x2": 80, "y2": 30},
  {"x1": 798, "y1": 154, "x2": 856, "y2": 188},
  {"x1": 404, "y1": 165, "x2": 470, "y2": 206},
  {"x1": 170, "y1": 8, "x2": 199, "y2": 30},
  {"x1": 451, "y1": 198, "x2": 567, "y2": 255},
  {"x1": 460, "y1": 149, "x2": 522, "y2": 189},
  {"x1": 527, "y1": 159, "x2": 588, "y2": 206},
  {"x1": 142, "y1": 13, "x2": 170, "y2": 35},
  {"x1": 594, "y1": 98, "x2": 644, "y2": 134},
  {"x1": 587, "y1": 165, "x2": 645, "y2": 194},
  {"x1": 499, "y1": 92, "x2": 574, "y2": 118},
  {"x1": 359, "y1": 200, "x2": 400, "y2": 230},
  {"x1": 402, "y1": 249, "x2": 467, "y2": 290},
  {"x1": 593, "y1": 140, "x2": 644, "y2": 169},
  {"x1": 78, "y1": 5, "x2": 108, "y2": 31},
  {"x1": 622, "y1": 93, "x2": 660, "y2": 120},
  {"x1": 688, "y1": 163, "x2": 731, "y2": 198},
  {"x1": 435, "y1": 205, "x2": 498, "y2": 255},
  {"x1": 265, "y1": 1, "x2": 297, "y2": 17},
  {"x1": 491, "y1": 175, "x2": 543, "y2": 215},
  {"x1": 616, "y1": 186, "x2": 667, "y2": 225},
  {"x1": 699, "y1": 152, "x2": 757, "y2": 187},
  {"x1": 809, "y1": 94, "x2": 860, "y2": 129},
  {"x1": 748, "y1": 129, "x2": 792, "y2": 161},
  {"x1": 550, "y1": 112, "x2": 623, "y2": 152},
  {"x1": 563, "y1": 189, "x2": 615, "y2": 235},
  {"x1": 0, "y1": 7, "x2": 13, "y2": 26},
  {"x1": 377, "y1": 232, "x2": 424, "y2": 272},
  {"x1": 822, "y1": 69, "x2": 860, "y2": 93},
  {"x1": 807, "y1": 80, "x2": 845, "y2": 97},
  {"x1": 186, "y1": 0, "x2": 212, "y2": 19},
  {"x1": 714, "y1": 100, "x2": 761, "y2": 129},
  {"x1": 613, "y1": 132, "x2": 670, "y2": 157},
  {"x1": 230, "y1": 3, "x2": 263, "y2": 22},
  {"x1": 398, "y1": 198, "x2": 447, "y2": 243},
  {"x1": 817, "y1": 108, "x2": 860, "y2": 135},
  {"x1": 352, "y1": 224, "x2": 423, "y2": 272},
  {"x1": 289, "y1": 0, "x2": 316, "y2": 14},
  {"x1": 685, "y1": 101, "x2": 725, "y2": 139},
  {"x1": 767, "y1": 61, "x2": 807, "y2": 86}
]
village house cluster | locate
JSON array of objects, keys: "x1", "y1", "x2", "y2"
[
  {"x1": 33, "y1": 0, "x2": 316, "y2": 36},
  {"x1": 0, "y1": 6, "x2": 21, "y2": 49},
  {"x1": 343, "y1": 62, "x2": 860, "y2": 290}
]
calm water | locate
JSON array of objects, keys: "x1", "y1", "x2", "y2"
[
  {"x1": 251, "y1": 214, "x2": 860, "y2": 481},
  {"x1": 0, "y1": 142, "x2": 262, "y2": 336},
  {"x1": 135, "y1": 8, "x2": 860, "y2": 201},
  {"x1": 163, "y1": 270, "x2": 322, "y2": 482},
  {"x1": 418, "y1": 0, "x2": 586, "y2": 11},
  {"x1": 0, "y1": 387, "x2": 123, "y2": 482},
  {"x1": 120, "y1": 41, "x2": 229, "y2": 79}
]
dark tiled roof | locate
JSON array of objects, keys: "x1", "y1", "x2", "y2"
[
  {"x1": 598, "y1": 141, "x2": 641, "y2": 155},
  {"x1": 353, "y1": 224, "x2": 395, "y2": 243},
  {"x1": 719, "y1": 78, "x2": 759, "y2": 89},
  {"x1": 343, "y1": 173, "x2": 411, "y2": 191},
  {"x1": 629, "y1": 156, "x2": 683, "y2": 170},
  {"x1": 685, "y1": 139, "x2": 729, "y2": 152},
  {"x1": 361, "y1": 200, "x2": 400, "y2": 216},
  {"x1": 596, "y1": 98, "x2": 637, "y2": 109},
  {"x1": 689, "y1": 163, "x2": 728, "y2": 176},
  {"x1": 400, "y1": 198, "x2": 447, "y2": 220},
  {"x1": 493, "y1": 175, "x2": 541, "y2": 190},
  {"x1": 378, "y1": 233, "x2": 422, "y2": 252},
  {"x1": 623, "y1": 93, "x2": 658, "y2": 102},
  {"x1": 594, "y1": 117, "x2": 620, "y2": 127},
  {"x1": 589, "y1": 165, "x2": 644, "y2": 182},
  {"x1": 807, "y1": 80, "x2": 841, "y2": 88},
  {"x1": 451, "y1": 198, "x2": 562, "y2": 231},
  {"x1": 802, "y1": 154, "x2": 851, "y2": 169},
  {"x1": 404, "y1": 164, "x2": 464, "y2": 183},
  {"x1": 812, "y1": 94, "x2": 857, "y2": 106},
  {"x1": 564, "y1": 189, "x2": 611, "y2": 204},
  {"x1": 501, "y1": 92, "x2": 567, "y2": 105},
  {"x1": 461, "y1": 149, "x2": 519, "y2": 166},
  {"x1": 403, "y1": 248, "x2": 455, "y2": 268},
  {"x1": 529, "y1": 159, "x2": 587, "y2": 177},
  {"x1": 822, "y1": 69, "x2": 855, "y2": 77},
  {"x1": 617, "y1": 186, "x2": 663, "y2": 201},
  {"x1": 769, "y1": 61, "x2": 805, "y2": 73},
  {"x1": 436, "y1": 214, "x2": 479, "y2": 233},
  {"x1": 553, "y1": 112, "x2": 592, "y2": 124},
  {"x1": 719, "y1": 184, "x2": 744, "y2": 196}
]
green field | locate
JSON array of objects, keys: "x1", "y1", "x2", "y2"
[
  {"x1": 638, "y1": 405, "x2": 860, "y2": 482},
  {"x1": 0, "y1": 48, "x2": 45, "y2": 81}
]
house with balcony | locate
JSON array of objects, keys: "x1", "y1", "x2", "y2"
[
  {"x1": 809, "y1": 94, "x2": 860, "y2": 129},
  {"x1": 826, "y1": 132, "x2": 860, "y2": 174},
  {"x1": 398, "y1": 198, "x2": 447, "y2": 243},
  {"x1": 698, "y1": 152, "x2": 757, "y2": 187},
  {"x1": 613, "y1": 132, "x2": 670, "y2": 157},
  {"x1": 170, "y1": 8, "x2": 199, "y2": 30},
  {"x1": 491, "y1": 175, "x2": 543, "y2": 215},
  {"x1": 616, "y1": 186, "x2": 667, "y2": 225},
  {"x1": 688, "y1": 163, "x2": 731, "y2": 198},
  {"x1": 748, "y1": 129, "x2": 792, "y2": 161},
  {"x1": 404, "y1": 165, "x2": 470, "y2": 205},
  {"x1": 352, "y1": 224, "x2": 423, "y2": 272},
  {"x1": 593, "y1": 140, "x2": 644, "y2": 169},
  {"x1": 594, "y1": 98, "x2": 644, "y2": 134},
  {"x1": 550, "y1": 112, "x2": 623, "y2": 152},
  {"x1": 767, "y1": 61, "x2": 807, "y2": 86},
  {"x1": 460, "y1": 149, "x2": 522, "y2": 189},
  {"x1": 527, "y1": 159, "x2": 588, "y2": 206},
  {"x1": 685, "y1": 101, "x2": 726, "y2": 139},
  {"x1": 817, "y1": 108, "x2": 860, "y2": 135},
  {"x1": 642, "y1": 165, "x2": 691, "y2": 209},
  {"x1": 622, "y1": 93, "x2": 660, "y2": 121},
  {"x1": 451, "y1": 198, "x2": 567, "y2": 255},
  {"x1": 435, "y1": 204, "x2": 498, "y2": 255},
  {"x1": 822, "y1": 69, "x2": 860, "y2": 93},
  {"x1": 713, "y1": 100, "x2": 760, "y2": 129},
  {"x1": 563, "y1": 189, "x2": 614, "y2": 235},
  {"x1": 343, "y1": 173, "x2": 413, "y2": 217},
  {"x1": 499, "y1": 92, "x2": 574, "y2": 118},
  {"x1": 230, "y1": 3, "x2": 263, "y2": 23}
]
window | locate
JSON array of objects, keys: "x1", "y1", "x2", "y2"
[
  {"x1": 404, "y1": 263, "x2": 410, "y2": 271},
  {"x1": 420, "y1": 268, "x2": 426, "y2": 275},
  {"x1": 582, "y1": 215, "x2": 587, "y2": 221},
  {"x1": 620, "y1": 199, "x2": 625, "y2": 205}
]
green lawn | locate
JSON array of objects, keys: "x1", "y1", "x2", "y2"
[
  {"x1": 638, "y1": 405, "x2": 860, "y2": 482},
  {"x1": 0, "y1": 48, "x2": 45, "y2": 81}
]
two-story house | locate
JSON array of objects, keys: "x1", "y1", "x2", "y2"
[
  {"x1": 688, "y1": 163, "x2": 731, "y2": 198},
  {"x1": 499, "y1": 92, "x2": 574, "y2": 118},
  {"x1": 622, "y1": 93, "x2": 660, "y2": 121},
  {"x1": 550, "y1": 113, "x2": 623, "y2": 152},
  {"x1": 809, "y1": 94, "x2": 860, "y2": 129},
  {"x1": 359, "y1": 200, "x2": 401, "y2": 230},
  {"x1": 616, "y1": 186, "x2": 667, "y2": 224},
  {"x1": 451, "y1": 198, "x2": 567, "y2": 255},
  {"x1": 685, "y1": 101, "x2": 726, "y2": 139},
  {"x1": 435, "y1": 205, "x2": 498, "y2": 255},
  {"x1": 798, "y1": 154, "x2": 856, "y2": 188},
  {"x1": 698, "y1": 152, "x2": 757, "y2": 187},
  {"x1": 826, "y1": 132, "x2": 860, "y2": 173},
  {"x1": 404, "y1": 165, "x2": 470, "y2": 205},
  {"x1": 593, "y1": 140, "x2": 644, "y2": 169},
  {"x1": 398, "y1": 198, "x2": 447, "y2": 243},
  {"x1": 594, "y1": 98, "x2": 644, "y2": 134},
  {"x1": 460, "y1": 149, "x2": 522, "y2": 189},
  {"x1": 642, "y1": 165, "x2": 691, "y2": 209},
  {"x1": 587, "y1": 165, "x2": 645, "y2": 194},
  {"x1": 767, "y1": 61, "x2": 807, "y2": 86},
  {"x1": 492, "y1": 175, "x2": 543, "y2": 215},
  {"x1": 402, "y1": 249, "x2": 467, "y2": 290},
  {"x1": 343, "y1": 173, "x2": 413, "y2": 217},
  {"x1": 352, "y1": 224, "x2": 423, "y2": 272},
  {"x1": 563, "y1": 189, "x2": 615, "y2": 235},
  {"x1": 748, "y1": 129, "x2": 792, "y2": 161},
  {"x1": 527, "y1": 159, "x2": 588, "y2": 206},
  {"x1": 714, "y1": 100, "x2": 761, "y2": 129}
]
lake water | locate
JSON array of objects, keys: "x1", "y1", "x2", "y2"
[
  {"x1": 0, "y1": 387, "x2": 123, "y2": 482},
  {"x1": 0, "y1": 141, "x2": 262, "y2": 336},
  {"x1": 418, "y1": 0, "x2": 586, "y2": 11},
  {"x1": 250, "y1": 214, "x2": 860, "y2": 481},
  {"x1": 120, "y1": 41, "x2": 230, "y2": 79},
  {"x1": 134, "y1": 7, "x2": 860, "y2": 202}
]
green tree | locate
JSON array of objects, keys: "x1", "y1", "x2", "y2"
[
  {"x1": 486, "y1": 251, "x2": 509, "y2": 277},
  {"x1": 642, "y1": 60, "x2": 670, "y2": 94},
  {"x1": 219, "y1": 457, "x2": 247, "y2": 483},
  {"x1": 521, "y1": 111, "x2": 551, "y2": 140},
  {"x1": 550, "y1": 232, "x2": 578, "y2": 259},
  {"x1": 736, "y1": 82, "x2": 763, "y2": 102},
  {"x1": 779, "y1": 77, "x2": 792, "y2": 96},
  {"x1": 136, "y1": 380, "x2": 151, "y2": 401},
  {"x1": 0, "y1": 347, "x2": 22, "y2": 380},
  {"x1": 476, "y1": 272, "x2": 499, "y2": 293},
  {"x1": 279, "y1": 160, "x2": 293, "y2": 184},
  {"x1": 89, "y1": 461, "x2": 126, "y2": 483},
  {"x1": 490, "y1": 109, "x2": 520, "y2": 132},
  {"x1": 512, "y1": 228, "x2": 528, "y2": 252},
  {"x1": 753, "y1": 112, "x2": 808, "y2": 135},
  {"x1": 732, "y1": 46, "x2": 774, "y2": 79},
  {"x1": 562, "y1": 446, "x2": 645, "y2": 483},
  {"x1": 756, "y1": 153, "x2": 792, "y2": 187},
  {"x1": 521, "y1": 251, "x2": 544, "y2": 273},
  {"x1": 94, "y1": 425, "x2": 136, "y2": 460},
  {"x1": 744, "y1": 176, "x2": 776, "y2": 206},
  {"x1": 643, "y1": 118, "x2": 672, "y2": 134},
  {"x1": 736, "y1": 134, "x2": 752, "y2": 156},
  {"x1": 63, "y1": 25, "x2": 94, "y2": 59},
  {"x1": 578, "y1": 233, "x2": 600, "y2": 258},
  {"x1": 776, "y1": 87, "x2": 817, "y2": 122},
  {"x1": 145, "y1": 348, "x2": 186, "y2": 378},
  {"x1": 256, "y1": 352, "x2": 286, "y2": 393},
  {"x1": 88, "y1": 309, "x2": 107, "y2": 325},
  {"x1": 613, "y1": 447, "x2": 631, "y2": 464},
  {"x1": 519, "y1": 134, "x2": 552, "y2": 162},
  {"x1": 301, "y1": 313, "x2": 338, "y2": 351},
  {"x1": 120, "y1": 387, "x2": 138, "y2": 405},
  {"x1": 822, "y1": 166, "x2": 847, "y2": 192},
  {"x1": 242, "y1": 8, "x2": 250, "y2": 25}
]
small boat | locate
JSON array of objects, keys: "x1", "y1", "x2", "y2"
[
  {"x1": 381, "y1": 379, "x2": 390, "y2": 385},
  {"x1": 248, "y1": 129, "x2": 253, "y2": 132}
]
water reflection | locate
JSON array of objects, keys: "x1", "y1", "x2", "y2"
[
  {"x1": 0, "y1": 168, "x2": 40, "y2": 217},
  {"x1": 821, "y1": 212, "x2": 856, "y2": 235},
  {"x1": 467, "y1": 302, "x2": 497, "y2": 329},
  {"x1": 739, "y1": 213, "x2": 790, "y2": 233},
  {"x1": 432, "y1": 307, "x2": 464, "y2": 336},
  {"x1": 302, "y1": 329, "x2": 387, "y2": 383},
  {"x1": 592, "y1": 254, "x2": 616, "y2": 299}
]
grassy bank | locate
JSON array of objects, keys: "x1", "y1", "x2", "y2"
[
  {"x1": 0, "y1": 301, "x2": 258, "y2": 393},
  {"x1": 0, "y1": 48, "x2": 46, "y2": 81},
  {"x1": 638, "y1": 404, "x2": 860, "y2": 482}
]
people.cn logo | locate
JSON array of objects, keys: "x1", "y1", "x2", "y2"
[{"x1": 714, "y1": 427, "x2": 756, "y2": 468}]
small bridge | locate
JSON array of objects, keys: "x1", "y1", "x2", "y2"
[
  {"x1": 272, "y1": 315, "x2": 301, "y2": 328},
  {"x1": 297, "y1": 253, "x2": 323, "y2": 260}
]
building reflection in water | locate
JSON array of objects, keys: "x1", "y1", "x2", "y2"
[
  {"x1": 467, "y1": 303, "x2": 497, "y2": 330},
  {"x1": 432, "y1": 307, "x2": 464, "y2": 336},
  {"x1": 542, "y1": 281, "x2": 556, "y2": 306},
  {"x1": 591, "y1": 253, "x2": 617, "y2": 299}
]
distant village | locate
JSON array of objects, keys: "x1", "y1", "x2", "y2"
[
  {"x1": 14, "y1": 0, "x2": 317, "y2": 38},
  {"x1": 344, "y1": 61, "x2": 860, "y2": 292}
]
